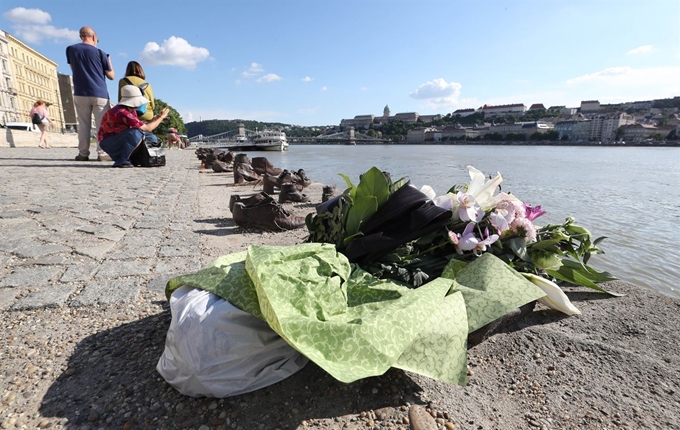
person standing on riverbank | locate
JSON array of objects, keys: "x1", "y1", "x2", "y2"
[{"x1": 66, "y1": 26, "x2": 115, "y2": 161}]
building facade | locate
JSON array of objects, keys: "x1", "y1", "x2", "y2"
[
  {"x1": 586, "y1": 113, "x2": 635, "y2": 142},
  {"x1": 6, "y1": 32, "x2": 63, "y2": 131},
  {"x1": 554, "y1": 119, "x2": 592, "y2": 142},
  {"x1": 0, "y1": 30, "x2": 21, "y2": 124},
  {"x1": 480, "y1": 103, "x2": 527, "y2": 117},
  {"x1": 580, "y1": 100, "x2": 600, "y2": 112}
]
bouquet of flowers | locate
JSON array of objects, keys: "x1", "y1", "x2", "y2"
[{"x1": 306, "y1": 165, "x2": 619, "y2": 316}]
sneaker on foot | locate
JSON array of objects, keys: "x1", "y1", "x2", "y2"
[
  {"x1": 97, "y1": 154, "x2": 113, "y2": 162},
  {"x1": 75, "y1": 155, "x2": 89, "y2": 161}
]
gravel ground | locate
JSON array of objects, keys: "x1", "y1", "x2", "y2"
[{"x1": 1, "y1": 157, "x2": 679, "y2": 430}]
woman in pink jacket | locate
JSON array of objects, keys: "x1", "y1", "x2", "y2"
[{"x1": 29, "y1": 100, "x2": 53, "y2": 148}]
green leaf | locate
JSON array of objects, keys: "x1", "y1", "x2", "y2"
[
  {"x1": 338, "y1": 174, "x2": 356, "y2": 200},
  {"x1": 529, "y1": 239, "x2": 562, "y2": 251},
  {"x1": 506, "y1": 237, "x2": 531, "y2": 262},
  {"x1": 546, "y1": 267, "x2": 623, "y2": 296},
  {"x1": 355, "y1": 167, "x2": 390, "y2": 208},
  {"x1": 345, "y1": 195, "x2": 378, "y2": 237},
  {"x1": 593, "y1": 236, "x2": 608, "y2": 246}
]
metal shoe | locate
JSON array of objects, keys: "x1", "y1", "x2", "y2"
[
  {"x1": 322, "y1": 185, "x2": 337, "y2": 203},
  {"x1": 232, "y1": 196, "x2": 306, "y2": 231},
  {"x1": 229, "y1": 192, "x2": 270, "y2": 212},
  {"x1": 263, "y1": 173, "x2": 278, "y2": 194},
  {"x1": 279, "y1": 183, "x2": 310, "y2": 204},
  {"x1": 295, "y1": 168, "x2": 312, "y2": 188},
  {"x1": 233, "y1": 162, "x2": 261, "y2": 183},
  {"x1": 234, "y1": 153, "x2": 251, "y2": 165},
  {"x1": 251, "y1": 157, "x2": 283, "y2": 176},
  {"x1": 212, "y1": 159, "x2": 232, "y2": 173}
]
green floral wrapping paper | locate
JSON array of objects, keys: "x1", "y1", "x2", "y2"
[{"x1": 166, "y1": 243, "x2": 545, "y2": 385}]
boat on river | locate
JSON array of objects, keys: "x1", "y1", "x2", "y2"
[{"x1": 228, "y1": 130, "x2": 289, "y2": 152}]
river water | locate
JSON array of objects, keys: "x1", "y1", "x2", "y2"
[{"x1": 258, "y1": 144, "x2": 680, "y2": 299}]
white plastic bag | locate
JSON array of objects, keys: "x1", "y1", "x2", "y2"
[{"x1": 157, "y1": 286, "x2": 308, "y2": 397}]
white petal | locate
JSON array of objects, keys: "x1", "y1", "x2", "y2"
[
  {"x1": 420, "y1": 185, "x2": 436, "y2": 200},
  {"x1": 523, "y1": 274, "x2": 581, "y2": 316},
  {"x1": 433, "y1": 195, "x2": 454, "y2": 210},
  {"x1": 466, "y1": 165, "x2": 486, "y2": 195},
  {"x1": 473, "y1": 172, "x2": 503, "y2": 207}
]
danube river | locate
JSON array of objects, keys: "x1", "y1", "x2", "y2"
[{"x1": 262, "y1": 144, "x2": 680, "y2": 299}]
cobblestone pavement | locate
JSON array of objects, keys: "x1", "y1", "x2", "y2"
[{"x1": 0, "y1": 148, "x2": 204, "y2": 311}]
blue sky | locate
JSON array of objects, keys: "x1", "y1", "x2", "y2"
[{"x1": 2, "y1": 0, "x2": 679, "y2": 126}]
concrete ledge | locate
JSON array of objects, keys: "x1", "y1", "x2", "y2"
[{"x1": 1, "y1": 128, "x2": 79, "y2": 148}]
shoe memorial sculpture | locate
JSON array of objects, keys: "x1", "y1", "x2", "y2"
[
  {"x1": 229, "y1": 192, "x2": 270, "y2": 213},
  {"x1": 231, "y1": 195, "x2": 306, "y2": 231},
  {"x1": 195, "y1": 148, "x2": 234, "y2": 171},
  {"x1": 321, "y1": 185, "x2": 337, "y2": 203},
  {"x1": 211, "y1": 159, "x2": 232, "y2": 173},
  {"x1": 251, "y1": 157, "x2": 282, "y2": 176},
  {"x1": 278, "y1": 183, "x2": 310, "y2": 204}
]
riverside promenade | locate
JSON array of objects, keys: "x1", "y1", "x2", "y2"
[
  {"x1": 1, "y1": 146, "x2": 679, "y2": 429},
  {"x1": 0, "y1": 147, "x2": 203, "y2": 311}
]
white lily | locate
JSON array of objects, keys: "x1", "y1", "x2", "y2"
[
  {"x1": 462, "y1": 166, "x2": 503, "y2": 208},
  {"x1": 421, "y1": 184, "x2": 455, "y2": 210},
  {"x1": 420, "y1": 185, "x2": 436, "y2": 200},
  {"x1": 522, "y1": 273, "x2": 581, "y2": 316}
]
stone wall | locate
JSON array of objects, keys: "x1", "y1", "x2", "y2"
[{"x1": 0, "y1": 128, "x2": 79, "y2": 148}]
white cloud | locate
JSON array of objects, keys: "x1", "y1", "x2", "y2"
[
  {"x1": 256, "y1": 73, "x2": 282, "y2": 83},
  {"x1": 3, "y1": 7, "x2": 79, "y2": 44},
  {"x1": 566, "y1": 66, "x2": 680, "y2": 86},
  {"x1": 321, "y1": 86, "x2": 328, "y2": 91},
  {"x1": 410, "y1": 78, "x2": 462, "y2": 100},
  {"x1": 627, "y1": 45, "x2": 654, "y2": 55},
  {"x1": 409, "y1": 78, "x2": 463, "y2": 109},
  {"x1": 140, "y1": 36, "x2": 210, "y2": 69},
  {"x1": 242, "y1": 62, "x2": 264, "y2": 77},
  {"x1": 301, "y1": 76, "x2": 314, "y2": 82},
  {"x1": 3, "y1": 7, "x2": 51, "y2": 24},
  {"x1": 184, "y1": 112, "x2": 194, "y2": 122},
  {"x1": 359, "y1": 87, "x2": 368, "y2": 91}
]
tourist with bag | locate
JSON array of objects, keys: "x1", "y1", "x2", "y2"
[
  {"x1": 28, "y1": 100, "x2": 53, "y2": 149},
  {"x1": 117, "y1": 61, "x2": 155, "y2": 122},
  {"x1": 98, "y1": 85, "x2": 169, "y2": 168}
]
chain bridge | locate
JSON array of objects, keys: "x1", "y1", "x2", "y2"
[{"x1": 188, "y1": 125, "x2": 390, "y2": 145}]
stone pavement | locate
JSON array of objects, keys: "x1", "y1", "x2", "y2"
[{"x1": 0, "y1": 147, "x2": 205, "y2": 311}]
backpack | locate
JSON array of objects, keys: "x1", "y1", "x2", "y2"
[
  {"x1": 31, "y1": 112, "x2": 43, "y2": 125},
  {"x1": 123, "y1": 77, "x2": 150, "y2": 116},
  {"x1": 130, "y1": 135, "x2": 166, "y2": 167}
]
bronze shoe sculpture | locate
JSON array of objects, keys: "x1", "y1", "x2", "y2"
[
  {"x1": 279, "y1": 183, "x2": 310, "y2": 204},
  {"x1": 234, "y1": 153, "x2": 251, "y2": 165},
  {"x1": 229, "y1": 192, "x2": 270, "y2": 213},
  {"x1": 275, "y1": 169, "x2": 303, "y2": 191},
  {"x1": 263, "y1": 173, "x2": 278, "y2": 194},
  {"x1": 295, "y1": 168, "x2": 312, "y2": 188},
  {"x1": 212, "y1": 159, "x2": 232, "y2": 173},
  {"x1": 322, "y1": 185, "x2": 337, "y2": 203},
  {"x1": 232, "y1": 196, "x2": 306, "y2": 231},
  {"x1": 233, "y1": 162, "x2": 261, "y2": 183},
  {"x1": 252, "y1": 157, "x2": 283, "y2": 176}
]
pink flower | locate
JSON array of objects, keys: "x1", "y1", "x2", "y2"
[
  {"x1": 456, "y1": 192, "x2": 484, "y2": 222},
  {"x1": 455, "y1": 223, "x2": 499, "y2": 255},
  {"x1": 510, "y1": 217, "x2": 537, "y2": 243},
  {"x1": 447, "y1": 229, "x2": 459, "y2": 245},
  {"x1": 524, "y1": 203, "x2": 546, "y2": 221}
]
